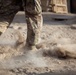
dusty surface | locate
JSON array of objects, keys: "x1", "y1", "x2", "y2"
[{"x1": 0, "y1": 12, "x2": 76, "y2": 75}]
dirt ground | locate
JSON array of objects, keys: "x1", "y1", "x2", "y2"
[{"x1": 0, "y1": 12, "x2": 76, "y2": 75}]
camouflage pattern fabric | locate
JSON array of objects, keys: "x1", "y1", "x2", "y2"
[{"x1": 0, "y1": 0, "x2": 43, "y2": 46}]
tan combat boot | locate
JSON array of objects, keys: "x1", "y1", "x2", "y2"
[
  {"x1": 0, "y1": 22, "x2": 8, "y2": 35},
  {"x1": 24, "y1": 43, "x2": 37, "y2": 51},
  {"x1": 0, "y1": 31, "x2": 2, "y2": 35},
  {"x1": 30, "y1": 45, "x2": 37, "y2": 51}
]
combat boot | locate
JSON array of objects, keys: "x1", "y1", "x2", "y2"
[
  {"x1": 0, "y1": 31, "x2": 2, "y2": 35},
  {"x1": 30, "y1": 45, "x2": 37, "y2": 51},
  {"x1": 24, "y1": 43, "x2": 37, "y2": 51},
  {"x1": 0, "y1": 22, "x2": 8, "y2": 36}
]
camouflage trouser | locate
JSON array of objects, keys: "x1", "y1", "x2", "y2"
[{"x1": 0, "y1": 0, "x2": 43, "y2": 46}]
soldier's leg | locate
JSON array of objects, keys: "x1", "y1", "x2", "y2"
[
  {"x1": 22, "y1": 0, "x2": 43, "y2": 50},
  {"x1": 0, "y1": 0, "x2": 20, "y2": 35}
]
